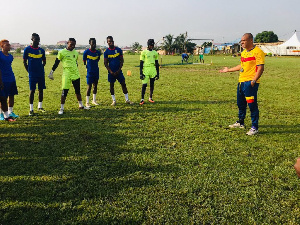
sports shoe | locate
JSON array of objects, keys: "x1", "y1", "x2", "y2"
[
  {"x1": 125, "y1": 100, "x2": 134, "y2": 104},
  {"x1": 139, "y1": 100, "x2": 145, "y2": 105},
  {"x1": 92, "y1": 101, "x2": 99, "y2": 105},
  {"x1": 148, "y1": 98, "x2": 155, "y2": 103},
  {"x1": 86, "y1": 103, "x2": 91, "y2": 108},
  {"x1": 0, "y1": 113, "x2": 4, "y2": 121},
  {"x1": 9, "y1": 112, "x2": 19, "y2": 118},
  {"x1": 58, "y1": 109, "x2": 64, "y2": 115},
  {"x1": 111, "y1": 101, "x2": 116, "y2": 106},
  {"x1": 229, "y1": 121, "x2": 245, "y2": 129},
  {"x1": 246, "y1": 127, "x2": 258, "y2": 136},
  {"x1": 38, "y1": 108, "x2": 46, "y2": 113},
  {"x1": 5, "y1": 116, "x2": 16, "y2": 122},
  {"x1": 29, "y1": 110, "x2": 34, "y2": 116},
  {"x1": 79, "y1": 106, "x2": 90, "y2": 110}
]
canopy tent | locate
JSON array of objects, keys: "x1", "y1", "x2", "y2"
[{"x1": 258, "y1": 31, "x2": 300, "y2": 55}]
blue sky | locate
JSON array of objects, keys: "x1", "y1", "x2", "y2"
[{"x1": 1, "y1": 0, "x2": 300, "y2": 46}]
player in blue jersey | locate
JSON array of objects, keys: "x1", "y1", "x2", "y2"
[
  {"x1": 23, "y1": 33, "x2": 46, "y2": 116},
  {"x1": 104, "y1": 36, "x2": 133, "y2": 106},
  {"x1": 182, "y1": 53, "x2": 189, "y2": 63},
  {"x1": 0, "y1": 39, "x2": 18, "y2": 122},
  {"x1": 83, "y1": 38, "x2": 101, "y2": 107}
]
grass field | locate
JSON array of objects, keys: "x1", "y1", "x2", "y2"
[{"x1": 0, "y1": 54, "x2": 300, "y2": 224}]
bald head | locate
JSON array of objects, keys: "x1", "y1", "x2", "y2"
[{"x1": 241, "y1": 33, "x2": 254, "y2": 50}]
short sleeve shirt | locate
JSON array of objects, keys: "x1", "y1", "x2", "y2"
[
  {"x1": 140, "y1": 49, "x2": 158, "y2": 76},
  {"x1": 57, "y1": 48, "x2": 80, "y2": 79},
  {"x1": 23, "y1": 46, "x2": 46, "y2": 77},
  {"x1": 239, "y1": 46, "x2": 265, "y2": 83},
  {"x1": 103, "y1": 47, "x2": 123, "y2": 73},
  {"x1": 83, "y1": 49, "x2": 101, "y2": 74},
  {"x1": 0, "y1": 51, "x2": 15, "y2": 82}
]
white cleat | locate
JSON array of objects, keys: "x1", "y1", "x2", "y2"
[
  {"x1": 125, "y1": 100, "x2": 134, "y2": 105},
  {"x1": 58, "y1": 109, "x2": 64, "y2": 115},
  {"x1": 246, "y1": 127, "x2": 258, "y2": 136},
  {"x1": 111, "y1": 101, "x2": 116, "y2": 106},
  {"x1": 229, "y1": 122, "x2": 245, "y2": 129},
  {"x1": 92, "y1": 101, "x2": 99, "y2": 105}
]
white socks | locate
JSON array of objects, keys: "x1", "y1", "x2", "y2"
[
  {"x1": 111, "y1": 95, "x2": 116, "y2": 102},
  {"x1": 38, "y1": 102, "x2": 42, "y2": 109},
  {"x1": 124, "y1": 93, "x2": 129, "y2": 101},
  {"x1": 93, "y1": 94, "x2": 97, "y2": 102}
]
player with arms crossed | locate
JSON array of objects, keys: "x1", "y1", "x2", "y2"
[
  {"x1": 48, "y1": 38, "x2": 89, "y2": 115},
  {"x1": 23, "y1": 33, "x2": 46, "y2": 116},
  {"x1": 83, "y1": 38, "x2": 101, "y2": 107},
  {"x1": 139, "y1": 39, "x2": 159, "y2": 105},
  {"x1": 0, "y1": 39, "x2": 18, "y2": 121},
  {"x1": 220, "y1": 33, "x2": 265, "y2": 135},
  {"x1": 104, "y1": 36, "x2": 133, "y2": 106}
]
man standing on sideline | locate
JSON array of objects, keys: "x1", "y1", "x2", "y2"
[
  {"x1": 23, "y1": 33, "x2": 46, "y2": 116},
  {"x1": 139, "y1": 39, "x2": 159, "y2": 105},
  {"x1": 104, "y1": 36, "x2": 133, "y2": 106},
  {"x1": 219, "y1": 33, "x2": 265, "y2": 135},
  {"x1": 199, "y1": 47, "x2": 204, "y2": 63},
  {"x1": 48, "y1": 38, "x2": 89, "y2": 115},
  {"x1": 83, "y1": 38, "x2": 101, "y2": 107}
]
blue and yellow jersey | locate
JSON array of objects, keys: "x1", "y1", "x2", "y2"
[
  {"x1": 83, "y1": 49, "x2": 101, "y2": 74},
  {"x1": 0, "y1": 51, "x2": 15, "y2": 82},
  {"x1": 239, "y1": 46, "x2": 265, "y2": 83},
  {"x1": 23, "y1": 46, "x2": 46, "y2": 77},
  {"x1": 103, "y1": 47, "x2": 123, "y2": 73}
]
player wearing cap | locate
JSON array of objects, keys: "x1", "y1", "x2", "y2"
[{"x1": 139, "y1": 39, "x2": 159, "y2": 105}]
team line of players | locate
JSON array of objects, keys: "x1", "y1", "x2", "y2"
[{"x1": 0, "y1": 34, "x2": 160, "y2": 120}]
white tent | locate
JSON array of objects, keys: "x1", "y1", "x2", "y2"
[{"x1": 258, "y1": 31, "x2": 300, "y2": 56}]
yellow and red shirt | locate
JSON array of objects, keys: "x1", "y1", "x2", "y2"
[{"x1": 239, "y1": 46, "x2": 265, "y2": 83}]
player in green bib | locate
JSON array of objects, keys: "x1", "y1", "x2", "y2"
[
  {"x1": 48, "y1": 38, "x2": 88, "y2": 115},
  {"x1": 139, "y1": 39, "x2": 159, "y2": 105}
]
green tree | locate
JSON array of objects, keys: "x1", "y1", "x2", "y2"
[
  {"x1": 131, "y1": 42, "x2": 142, "y2": 53},
  {"x1": 254, "y1": 31, "x2": 278, "y2": 43},
  {"x1": 161, "y1": 34, "x2": 175, "y2": 54},
  {"x1": 15, "y1": 48, "x2": 21, "y2": 54}
]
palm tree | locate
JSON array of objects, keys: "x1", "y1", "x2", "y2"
[{"x1": 162, "y1": 34, "x2": 175, "y2": 55}]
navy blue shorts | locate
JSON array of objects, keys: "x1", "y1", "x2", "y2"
[
  {"x1": 29, "y1": 76, "x2": 46, "y2": 90},
  {"x1": 0, "y1": 81, "x2": 18, "y2": 97},
  {"x1": 86, "y1": 72, "x2": 99, "y2": 85},
  {"x1": 108, "y1": 72, "x2": 125, "y2": 84}
]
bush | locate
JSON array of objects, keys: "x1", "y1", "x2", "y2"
[{"x1": 51, "y1": 50, "x2": 58, "y2": 55}]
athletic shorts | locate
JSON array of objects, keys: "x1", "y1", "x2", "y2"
[
  {"x1": 142, "y1": 74, "x2": 156, "y2": 84},
  {"x1": 62, "y1": 74, "x2": 80, "y2": 90},
  {"x1": 0, "y1": 81, "x2": 18, "y2": 97},
  {"x1": 199, "y1": 54, "x2": 204, "y2": 59},
  {"x1": 108, "y1": 72, "x2": 125, "y2": 84},
  {"x1": 86, "y1": 72, "x2": 99, "y2": 85},
  {"x1": 29, "y1": 76, "x2": 46, "y2": 90}
]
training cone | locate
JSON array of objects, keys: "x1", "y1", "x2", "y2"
[{"x1": 127, "y1": 70, "x2": 132, "y2": 76}]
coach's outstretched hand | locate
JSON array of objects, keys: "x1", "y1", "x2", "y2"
[
  {"x1": 48, "y1": 70, "x2": 54, "y2": 80},
  {"x1": 140, "y1": 74, "x2": 145, "y2": 80}
]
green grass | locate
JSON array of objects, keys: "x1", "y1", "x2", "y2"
[{"x1": 0, "y1": 54, "x2": 300, "y2": 224}]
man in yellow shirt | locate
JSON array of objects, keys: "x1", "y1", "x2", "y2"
[{"x1": 220, "y1": 33, "x2": 265, "y2": 135}]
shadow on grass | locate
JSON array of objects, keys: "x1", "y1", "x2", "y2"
[
  {"x1": 0, "y1": 107, "x2": 180, "y2": 224},
  {"x1": 259, "y1": 124, "x2": 300, "y2": 134}
]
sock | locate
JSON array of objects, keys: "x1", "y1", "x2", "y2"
[
  {"x1": 30, "y1": 104, "x2": 34, "y2": 111},
  {"x1": 8, "y1": 107, "x2": 13, "y2": 114},
  {"x1": 86, "y1": 96, "x2": 90, "y2": 104},
  {"x1": 141, "y1": 99, "x2": 144, "y2": 102},
  {"x1": 38, "y1": 102, "x2": 42, "y2": 109},
  {"x1": 79, "y1": 101, "x2": 83, "y2": 107},
  {"x1": 60, "y1": 104, "x2": 64, "y2": 110},
  {"x1": 124, "y1": 93, "x2": 129, "y2": 101},
  {"x1": 111, "y1": 95, "x2": 116, "y2": 102},
  {"x1": 238, "y1": 119, "x2": 244, "y2": 124},
  {"x1": 3, "y1": 111, "x2": 9, "y2": 118},
  {"x1": 93, "y1": 94, "x2": 96, "y2": 102}
]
